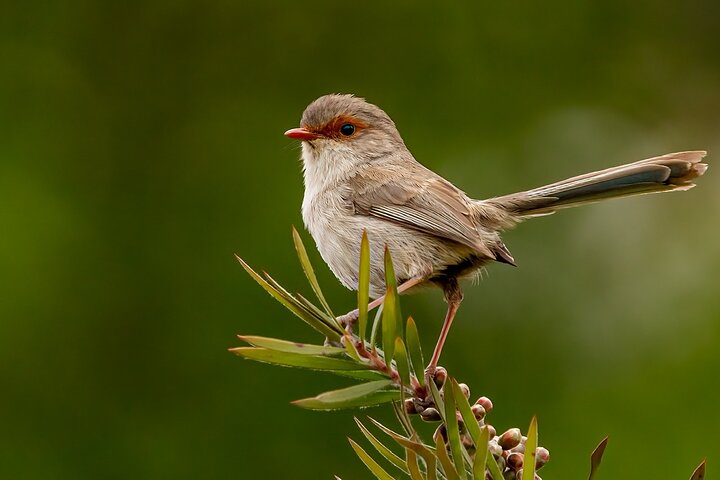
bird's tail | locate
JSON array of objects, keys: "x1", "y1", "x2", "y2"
[{"x1": 488, "y1": 151, "x2": 708, "y2": 218}]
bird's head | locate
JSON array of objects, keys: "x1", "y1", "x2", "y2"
[{"x1": 285, "y1": 94, "x2": 406, "y2": 169}]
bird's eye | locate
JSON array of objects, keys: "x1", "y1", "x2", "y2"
[{"x1": 339, "y1": 123, "x2": 355, "y2": 136}]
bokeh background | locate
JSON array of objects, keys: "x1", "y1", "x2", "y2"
[{"x1": 2, "y1": 1, "x2": 719, "y2": 478}]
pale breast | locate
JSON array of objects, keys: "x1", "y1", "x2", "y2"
[{"x1": 302, "y1": 187, "x2": 473, "y2": 297}]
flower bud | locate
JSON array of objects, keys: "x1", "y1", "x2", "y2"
[
  {"x1": 506, "y1": 452, "x2": 523, "y2": 471},
  {"x1": 471, "y1": 403, "x2": 486, "y2": 420},
  {"x1": 486, "y1": 424, "x2": 497, "y2": 439},
  {"x1": 475, "y1": 396, "x2": 493, "y2": 413},
  {"x1": 503, "y1": 470, "x2": 516, "y2": 480},
  {"x1": 458, "y1": 383, "x2": 470, "y2": 398},
  {"x1": 420, "y1": 407, "x2": 441, "y2": 422},
  {"x1": 498, "y1": 428, "x2": 522, "y2": 450},
  {"x1": 510, "y1": 443, "x2": 525, "y2": 454},
  {"x1": 535, "y1": 446, "x2": 550, "y2": 469},
  {"x1": 433, "y1": 367, "x2": 447, "y2": 387},
  {"x1": 404, "y1": 398, "x2": 417, "y2": 415}
]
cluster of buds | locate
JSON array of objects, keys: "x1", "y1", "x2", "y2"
[{"x1": 403, "y1": 367, "x2": 550, "y2": 480}]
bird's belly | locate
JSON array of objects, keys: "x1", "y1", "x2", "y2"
[{"x1": 303, "y1": 193, "x2": 475, "y2": 297}]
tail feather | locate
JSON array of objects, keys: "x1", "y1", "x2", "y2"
[{"x1": 489, "y1": 151, "x2": 708, "y2": 218}]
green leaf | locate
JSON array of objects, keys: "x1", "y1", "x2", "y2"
[
  {"x1": 689, "y1": 459, "x2": 706, "y2": 480},
  {"x1": 349, "y1": 438, "x2": 395, "y2": 480},
  {"x1": 231, "y1": 347, "x2": 370, "y2": 371},
  {"x1": 434, "y1": 432, "x2": 460, "y2": 480},
  {"x1": 354, "y1": 418, "x2": 408, "y2": 473},
  {"x1": 358, "y1": 230, "x2": 371, "y2": 343},
  {"x1": 292, "y1": 226, "x2": 335, "y2": 319},
  {"x1": 370, "y1": 305, "x2": 383, "y2": 347},
  {"x1": 237, "y1": 335, "x2": 344, "y2": 356},
  {"x1": 588, "y1": 436, "x2": 608, "y2": 480},
  {"x1": 333, "y1": 370, "x2": 391, "y2": 381},
  {"x1": 380, "y1": 431, "x2": 438, "y2": 480},
  {"x1": 293, "y1": 380, "x2": 399, "y2": 410},
  {"x1": 382, "y1": 248, "x2": 399, "y2": 367},
  {"x1": 235, "y1": 255, "x2": 341, "y2": 340},
  {"x1": 405, "y1": 449, "x2": 424, "y2": 480},
  {"x1": 485, "y1": 452, "x2": 504, "y2": 480},
  {"x1": 406, "y1": 317, "x2": 425, "y2": 387},
  {"x1": 428, "y1": 379, "x2": 446, "y2": 422},
  {"x1": 450, "y1": 379, "x2": 486, "y2": 480},
  {"x1": 522, "y1": 416, "x2": 538, "y2": 480},
  {"x1": 443, "y1": 377, "x2": 468, "y2": 480},
  {"x1": 473, "y1": 427, "x2": 489, "y2": 480},
  {"x1": 394, "y1": 337, "x2": 411, "y2": 386}
]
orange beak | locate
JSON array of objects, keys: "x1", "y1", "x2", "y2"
[{"x1": 284, "y1": 127, "x2": 320, "y2": 141}]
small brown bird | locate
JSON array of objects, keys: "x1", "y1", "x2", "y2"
[{"x1": 285, "y1": 94, "x2": 708, "y2": 372}]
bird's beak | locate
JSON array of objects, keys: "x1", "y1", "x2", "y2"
[{"x1": 284, "y1": 127, "x2": 320, "y2": 141}]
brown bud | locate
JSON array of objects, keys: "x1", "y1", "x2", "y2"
[
  {"x1": 503, "y1": 470, "x2": 515, "y2": 480},
  {"x1": 458, "y1": 383, "x2": 470, "y2": 398},
  {"x1": 498, "y1": 428, "x2": 522, "y2": 450},
  {"x1": 521, "y1": 436, "x2": 527, "y2": 445},
  {"x1": 471, "y1": 403, "x2": 486, "y2": 420},
  {"x1": 486, "y1": 424, "x2": 497, "y2": 439},
  {"x1": 420, "y1": 407, "x2": 441, "y2": 422},
  {"x1": 506, "y1": 452, "x2": 524, "y2": 471},
  {"x1": 475, "y1": 396, "x2": 493, "y2": 413},
  {"x1": 404, "y1": 398, "x2": 416, "y2": 415},
  {"x1": 510, "y1": 443, "x2": 525, "y2": 454},
  {"x1": 535, "y1": 446, "x2": 550, "y2": 469},
  {"x1": 433, "y1": 366, "x2": 447, "y2": 387}
]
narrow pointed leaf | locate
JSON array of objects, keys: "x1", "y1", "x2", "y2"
[
  {"x1": 348, "y1": 438, "x2": 395, "y2": 480},
  {"x1": 371, "y1": 305, "x2": 383, "y2": 347},
  {"x1": 333, "y1": 370, "x2": 391, "y2": 381},
  {"x1": 428, "y1": 378, "x2": 446, "y2": 422},
  {"x1": 382, "y1": 256, "x2": 398, "y2": 367},
  {"x1": 406, "y1": 449, "x2": 424, "y2": 480},
  {"x1": 485, "y1": 453, "x2": 504, "y2": 480},
  {"x1": 443, "y1": 377, "x2": 468, "y2": 479},
  {"x1": 392, "y1": 398, "x2": 416, "y2": 438},
  {"x1": 354, "y1": 418, "x2": 408, "y2": 473},
  {"x1": 238, "y1": 335, "x2": 344, "y2": 356},
  {"x1": 588, "y1": 436, "x2": 608, "y2": 480},
  {"x1": 473, "y1": 428, "x2": 489, "y2": 480},
  {"x1": 394, "y1": 337, "x2": 411, "y2": 385},
  {"x1": 293, "y1": 380, "x2": 398, "y2": 410},
  {"x1": 450, "y1": 379, "x2": 487, "y2": 480},
  {"x1": 231, "y1": 347, "x2": 371, "y2": 371},
  {"x1": 292, "y1": 226, "x2": 335, "y2": 318},
  {"x1": 295, "y1": 292, "x2": 338, "y2": 326},
  {"x1": 521, "y1": 416, "x2": 538, "y2": 480},
  {"x1": 235, "y1": 255, "x2": 341, "y2": 340},
  {"x1": 690, "y1": 459, "x2": 706, "y2": 480},
  {"x1": 435, "y1": 433, "x2": 460, "y2": 480},
  {"x1": 263, "y1": 272, "x2": 341, "y2": 332},
  {"x1": 368, "y1": 417, "x2": 437, "y2": 461},
  {"x1": 358, "y1": 230, "x2": 371, "y2": 342},
  {"x1": 406, "y1": 317, "x2": 425, "y2": 386}
]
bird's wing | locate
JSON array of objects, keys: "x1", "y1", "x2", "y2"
[{"x1": 346, "y1": 164, "x2": 495, "y2": 258}]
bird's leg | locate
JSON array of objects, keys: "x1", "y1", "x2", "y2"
[
  {"x1": 337, "y1": 275, "x2": 426, "y2": 331},
  {"x1": 425, "y1": 278, "x2": 463, "y2": 377}
]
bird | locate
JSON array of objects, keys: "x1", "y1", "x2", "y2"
[{"x1": 284, "y1": 93, "x2": 708, "y2": 372}]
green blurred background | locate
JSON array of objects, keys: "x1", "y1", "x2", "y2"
[{"x1": 1, "y1": 1, "x2": 719, "y2": 478}]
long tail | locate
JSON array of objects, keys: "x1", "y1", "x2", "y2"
[{"x1": 489, "y1": 151, "x2": 708, "y2": 218}]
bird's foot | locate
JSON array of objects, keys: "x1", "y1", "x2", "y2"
[{"x1": 336, "y1": 310, "x2": 360, "y2": 331}]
